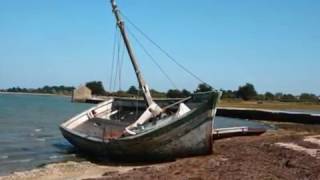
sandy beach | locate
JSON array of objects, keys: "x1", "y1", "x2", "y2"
[{"x1": 1, "y1": 122, "x2": 320, "y2": 180}]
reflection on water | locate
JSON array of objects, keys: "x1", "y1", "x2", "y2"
[{"x1": 0, "y1": 94, "x2": 270, "y2": 175}]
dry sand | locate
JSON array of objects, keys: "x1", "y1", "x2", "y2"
[
  {"x1": 0, "y1": 161, "x2": 139, "y2": 180},
  {"x1": 1, "y1": 123, "x2": 320, "y2": 180}
]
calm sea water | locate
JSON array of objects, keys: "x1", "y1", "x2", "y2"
[{"x1": 0, "y1": 94, "x2": 269, "y2": 175}]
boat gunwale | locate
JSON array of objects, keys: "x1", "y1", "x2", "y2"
[{"x1": 61, "y1": 99, "x2": 114, "y2": 128}]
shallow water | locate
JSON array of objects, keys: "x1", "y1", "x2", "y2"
[
  {"x1": 283, "y1": 109, "x2": 320, "y2": 114},
  {"x1": 0, "y1": 94, "x2": 92, "y2": 175},
  {"x1": 0, "y1": 94, "x2": 269, "y2": 175}
]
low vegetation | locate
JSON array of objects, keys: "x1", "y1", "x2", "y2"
[
  {"x1": 3, "y1": 82, "x2": 319, "y2": 105},
  {"x1": 221, "y1": 83, "x2": 319, "y2": 104},
  {"x1": 105, "y1": 83, "x2": 212, "y2": 99},
  {"x1": 3, "y1": 86, "x2": 75, "y2": 95}
]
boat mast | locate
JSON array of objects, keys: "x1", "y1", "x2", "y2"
[{"x1": 110, "y1": 0, "x2": 154, "y2": 107}]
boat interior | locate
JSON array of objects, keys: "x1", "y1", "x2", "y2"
[{"x1": 61, "y1": 95, "x2": 207, "y2": 141}]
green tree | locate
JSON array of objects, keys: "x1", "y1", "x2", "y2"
[
  {"x1": 181, "y1": 89, "x2": 191, "y2": 97},
  {"x1": 299, "y1": 93, "x2": 318, "y2": 103},
  {"x1": 86, "y1": 81, "x2": 106, "y2": 95},
  {"x1": 115, "y1": 90, "x2": 131, "y2": 97},
  {"x1": 274, "y1": 93, "x2": 283, "y2": 100},
  {"x1": 166, "y1": 89, "x2": 191, "y2": 98},
  {"x1": 280, "y1": 94, "x2": 297, "y2": 102},
  {"x1": 167, "y1": 89, "x2": 183, "y2": 98},
  {"x1": 256, "y1": 94, "x2": 265, "y2": 101},
  {"x1": 195, "y1": 83, "x2": 213, "y2": 93},
  {"x1": 127, "y1": 86, "x2": 139, "y2": 95},
  {"x1": 221, "y1": 90, "x2": 237, "y2": 99},
  {"x1": 150, "y1": 89, "x2": 166, "y2": 98},
  {"x1": 237, "y1": 83, "x2": 257, "y2": 100},
  {"x1": 264, "y1": 92, "x2": 275, "y2": 101}
]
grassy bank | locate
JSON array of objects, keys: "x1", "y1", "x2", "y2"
[{"x1": 219, "y1": 99, "x2": 320, "y2": 112}]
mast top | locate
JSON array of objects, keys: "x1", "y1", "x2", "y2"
[
  {"x1": 111, "y1": 0, "x2": 117, "y2": 10},
  {"x1": 109, "y1": 0, "x2": 162, "y2": 114},
  {"x1": 109, "y1": 0, "x2": 163, "y2": 133}
]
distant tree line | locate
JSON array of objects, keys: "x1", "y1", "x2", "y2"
[
  {"x1": 4, "y1": 81, "x2": 319, "y2": 103},
  {"x1": 5, "y1": 86, "x2": 75, "y2": 95},
  {"x1": 84, "y1": 81, "x2": 213, "y2": 98},
  {"x1": 220, "y1": 83, "x2": 320, "y2": 103},
  {"x1": 82, "y1": 81, "x2": 320, "y2": 103}
]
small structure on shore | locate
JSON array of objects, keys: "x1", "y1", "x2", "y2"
[{"x1": 72, "y1": 85, "x2": 92, "y2": 102}]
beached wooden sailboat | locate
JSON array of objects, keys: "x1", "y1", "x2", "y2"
[{"x1": 60, "y1": 0, "x2": 221, "y2": 160}]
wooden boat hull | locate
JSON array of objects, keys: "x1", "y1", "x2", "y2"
[
  {"x1": 60, "y1": 91, "x2": 220, "y2": 160},
  {"x1": 60, "y1": 120, "x2": 212, "y2": 160}
]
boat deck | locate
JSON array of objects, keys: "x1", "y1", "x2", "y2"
[{"x1": 73, "y1": 117, "x2": 130, "y2": 140}]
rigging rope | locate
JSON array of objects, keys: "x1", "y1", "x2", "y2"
[
  {"x1": 112, "y1": 28, "x2": 126, "y2": 92},
  {"x1": 112, "y1": 29, "x2": 122, "y2": 91},
  {"x1": 120, "y1": 11, "x2": 213, "y2": 88},
  {"x1": 113, "y1": 29, "x2": 122, "y2": 90},
  {"x1": 109, "y1": 25, "x2": 118, "y2": 91},
  {"x1": 118, "y1": 42, "x2": 125, "y2": 90},
  {"x1": 126, "y1": 27, "x2": 178, "y2": 89}
]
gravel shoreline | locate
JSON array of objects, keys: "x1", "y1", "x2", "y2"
[{"x1": 1, "y1": 123, "x2": 320, "y2": 180}]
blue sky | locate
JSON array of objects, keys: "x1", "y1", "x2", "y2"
[{"x1": 0, "y1": 0, "x2": 319, "y2": 95}]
